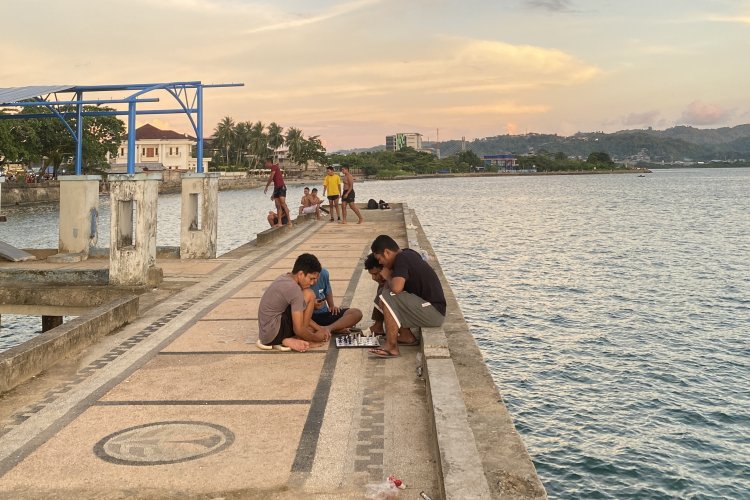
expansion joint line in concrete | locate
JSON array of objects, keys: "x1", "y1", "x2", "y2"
[
  {"x1": 94, "y1": 399, "x2": 312, "y2": 406},
  {"x1": 0, "y1": 222, "x2": 322, "y2": 469}
]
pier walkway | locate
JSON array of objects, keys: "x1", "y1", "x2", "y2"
[{"x1": 0, "y1": 206, "x2": 545, "y2": 499}]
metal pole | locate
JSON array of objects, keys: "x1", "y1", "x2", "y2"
[
  {"x1": 75, "y1": 91, "x2": 83, "y2": 175},
  {"x1": 127, "y1": 101, "x2": 136, "y2": 175},
  {"x1": 196, "y1": 84, "x2": 204, "y2": 173}
]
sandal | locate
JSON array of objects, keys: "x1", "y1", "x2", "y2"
[{"x1": 369, "y1": 348, "x2": 400, "y2": 359}]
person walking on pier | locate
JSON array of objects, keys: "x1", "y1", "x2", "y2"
[
  {"x1": 368, "y1": 235, "x2": 446, "y2": 358},
  {"x1": 322, "y1": 166, "x2": 342, "y2": 222},
  {"x1": 341, "y1": 165, "x2": 364, "y2": 224},
  {"x1": 311, "y1": 267, "x2": 363, "y2": 333},
  {"x1": 257, "y1": 253, "x2": 331, "y2": 352},
  {"x1": 263, "y1": 158, "x2": 292, "y2": 228}
]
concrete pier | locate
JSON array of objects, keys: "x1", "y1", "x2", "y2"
[{"x1": 0, "y1": 206, "x2": 545, "y2": 499}]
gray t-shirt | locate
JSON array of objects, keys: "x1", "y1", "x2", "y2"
[{"x1": 258, "y1": 274, "x2": 305, "y2": 344}]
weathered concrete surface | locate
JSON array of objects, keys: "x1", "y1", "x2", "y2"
[
  {"x1": 58, "y1": 176, "x2": 101, "y2": 256},
  {"x1": 0, "y1": 241, "x2": 36, "y2": 263},
  {"x1": 179, "y1": 173, "x2": 219, "y2": 259},
  {"x1": 0, "y1": 294, "x2": 138, "y2": 393},
  {"x1": 108, "y1": 173, "x2": 161, "y2": 287}
]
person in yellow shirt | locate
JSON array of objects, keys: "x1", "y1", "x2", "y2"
[{"x1": 322, "y1": 166, "x2": 342, "y2": 222}]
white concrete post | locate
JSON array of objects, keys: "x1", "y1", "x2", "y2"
[
  {"x1": 108, "y1": 173, "x2": 162, "y2": 286},
  {"x1": 180, "y1": 172, "x2": 220, "y2": 259},
  {"x1": 57, "y1": 175, "x2": 101, "y2": 257}
]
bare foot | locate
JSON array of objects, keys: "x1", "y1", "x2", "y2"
[
  {"x1": 358, "y1": 219, "x2": 364, "y2": 224},
  {"x1": 273, "y1": 224, "x2": 282, "y2": 228},
  {"x1": 341, "y1": 220, "x2": 347, "y2": 224},
  {"x1": 282, "y1": 338, "x2": 310, "y2": 352},
  {"x1": 307, "y1": 341, "x2": 325, "y2": 349}
]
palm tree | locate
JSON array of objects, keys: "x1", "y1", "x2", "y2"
[
  {"x1": 213, "y1": 116, "x2": 235, "y2": 167},
  {"x1": 247, "y1": 121, "x2": 268, "y2": 169},
  {"x1": 234, "y1": 121, "x2": 253, "y2": 167},
  {"x1": 267, "y1": 122, "x2": 284, "y2": 162},
  {"x1": 285, "y1": 127, "x2": 304, "y2": 167}
]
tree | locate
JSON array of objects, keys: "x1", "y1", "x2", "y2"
[
  {"x1": 285, "y1": 127, "x2": 304, "y2": 166},
  {"x1": 247, "y1": 121, "x2": 268, "y2": 169},
  {"x1": 586, "y1": 151, "x2": 614, "y2": 166},
  {"x1": 213, "y1": 116, "x2": 235, "y2": 166},
  {"x1": 234, "y1": 121, "x2": 252, "y2": 167},
  {"x1": 267, "y1": 122, "x2": 284, "y2": 162}
]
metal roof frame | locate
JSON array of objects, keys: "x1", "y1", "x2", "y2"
[{"x1": 0, "y1": 82, "x2": 243, "y2": 174}]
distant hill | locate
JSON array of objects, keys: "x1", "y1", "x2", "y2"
[{"x1": 355, "y1": 125, "x2": 750, "y2": 162}]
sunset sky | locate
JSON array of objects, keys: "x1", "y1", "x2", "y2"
[{"x1": 2, "y1": 0, "x2": 749, "y2": 151}]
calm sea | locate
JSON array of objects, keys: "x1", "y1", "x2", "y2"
[{"x1": 2, "y1": 169, "x2": 749, "y2": 498}]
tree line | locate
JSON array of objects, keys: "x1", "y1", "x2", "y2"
[{"x1": 210, "y1": 117, "x2": 326, "y2": 170}]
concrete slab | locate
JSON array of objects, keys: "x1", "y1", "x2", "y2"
[
  {"x1": 0, "y1": 405, "x2": 308, "y2": 497},
  {"x1": 99, "y1": 353, "x2": 324, "y2": 402},
  {"x1": 161, "y1": 320, "x2": 258, "y2": 352},
  {"x1": 202, "y1": 297, "x2": 260, "y2": 320},
  {"x1": 158, "y1": 260, "x2": 227, "y2": 277},
  {"x1": 232, "y1": 281, "x2": 271, "y2": 298}
]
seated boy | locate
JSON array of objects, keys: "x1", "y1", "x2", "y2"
[
  {"x1": 311, "y1": 268, "x2": 363, "y2": 333},
  {"x1": 257, "y1": 253, "x2": 331, "y2": 352}
]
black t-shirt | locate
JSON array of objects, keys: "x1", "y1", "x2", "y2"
[{"x1": 392, "y1": 248, "x2": 446, "y2": 315}]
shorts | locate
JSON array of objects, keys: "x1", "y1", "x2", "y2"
[
  {"x1": 271, "y1": 215, "x2": 289, "y2": 225},
  {"x1": 312, "y1": 307, "x2": 349, "y2": 326},
  {"x1": 327, "y1": 195, "x2": 340, "y2": 201},
  {"x1": 302, "y1": 205, "x2": 317, "y2": 214},
  {"x1": 272, "y1": 186, "x2": 287, "y2": 199},
  {"x1": 378, "y1": 287, "x2": 445, "y2": 330},
  {"x1": 268, "y1": 305, "x2": 295, "y2": 345},
  {"x1": 342, "y1": 190, "x2": 355, "y2": 203}
]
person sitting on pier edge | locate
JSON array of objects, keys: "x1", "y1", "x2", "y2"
[
  {"x1": 263, "y1": 158, "x2": 292, "y2": 228},
  {"x1": 364, "y1": 253, "x2": 386, "y2": 335},
  {"x1": 368, "y1": 235, "x2": 446, "y2": 358},
  {"x1": 267, "y1": 210, "x2": 289, "y2": 227},
  {"x1": 257, "y1": 253, "x2": 331, "y2": 352},
  {"x1": 311, "y1": 267, "x2": 363, "y2": 334}
]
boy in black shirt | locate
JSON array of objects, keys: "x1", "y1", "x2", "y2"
[{"x1": 368, "y1": 234, "x2": 446, "y2": 358}]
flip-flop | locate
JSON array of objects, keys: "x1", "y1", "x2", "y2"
[
  {"x1": 397, "y1": 338, "x2": 420, "y2": 346},
  {"x1": 369, "y1": 348, "x2": 399, "y2": 359},
  {"x1": 256, "y1": 340, "x2": 273, "y2": 350},
  {"x1": 256, "y1": 340, "x2": 291, "y2": 351}
]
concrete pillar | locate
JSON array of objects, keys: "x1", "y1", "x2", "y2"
[
  {"x1": 57, "y1": 175, "x2": 101, "y2": 257},
  {"x1": 180, "y1": 172, "x2": 220, "y2": 259},
  {"x1": 108, "y1": 173, "x2": 163, "y2": 287},
  {"x1": 42, "y1": 315, "x2": 63, "y2": 332}
]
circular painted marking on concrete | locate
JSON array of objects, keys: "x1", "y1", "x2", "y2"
[{"x1": 94, "y1": 421, "x2": 235, "y2": 466}]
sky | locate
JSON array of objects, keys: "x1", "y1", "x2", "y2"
[{"x1": 2, "y1": 0, "x2": 749, "y2": 151}]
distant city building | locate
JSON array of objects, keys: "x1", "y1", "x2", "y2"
[
  {"x1": 110, "y1": 124, "x2": 197, "y2": 171},
  {"x1": 483, "y1": 154, "x2": 518, "y2": 171},
  {"x1": 386, "y1": 132, "x2": 423, "y2": 152}
]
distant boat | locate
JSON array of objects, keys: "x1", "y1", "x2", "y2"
[{"x1": 638, "y1": 174, "x2": 646, "y2": 177}]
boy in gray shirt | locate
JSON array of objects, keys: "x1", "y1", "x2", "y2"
[{"x1": 257, "y1": 253, "x2": 331, "y2": 352}]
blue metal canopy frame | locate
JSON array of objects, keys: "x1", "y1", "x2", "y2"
[{"x1": 0, "y1": 81, "x2": 243, "y2": 175}]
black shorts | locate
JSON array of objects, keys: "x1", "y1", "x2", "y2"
[
  {"x1": 272, "y1": 186, "x2": 287, "y2": 199},
  {"x1": 327, "y1": 195, "x2": 339, "y2": 202},
  {"x1": 269, "y1": 305, "x2": 295, "y2": 345},
  {"x1": 342, "y1": 190, "x2": 355, "y2": 203},
  {"x1": 312, "y1": 308, "x2": 349, "y2": 326}
]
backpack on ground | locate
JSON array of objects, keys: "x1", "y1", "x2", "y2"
[
  {"x1": 379, "y1": 200, "x2": 390, "y2": 210},
  {"x1": 367, "y1": 199, "x2": 378, "y2": 209}
]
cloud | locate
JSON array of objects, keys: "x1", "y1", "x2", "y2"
[
  {"x1": 707, "y1": 15, "x2": 750, "y2": 25},
  {"x1": 244, "y1": 0, "x2": 382, "y2": 34},
  {"x1": 679, "y1": 101, "x2": 733, "y2": 126},
  {"x1": 525, "y1": 0, "x2": 574, "y2": 12},
  {"x1": 622, "y1": 111, "x2": 660, "y2": 126}
]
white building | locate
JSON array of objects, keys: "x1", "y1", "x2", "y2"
[
  {"x1": 111, "y1": 124, "x2": 197, "y2": 171},
  {"x1": 386, "y1": 132, "x2": 423, "y2": 152}
]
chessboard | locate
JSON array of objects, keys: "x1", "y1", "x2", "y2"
[{"x1": 335, "y1": 334, "x2": 383, "y2": 348}]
